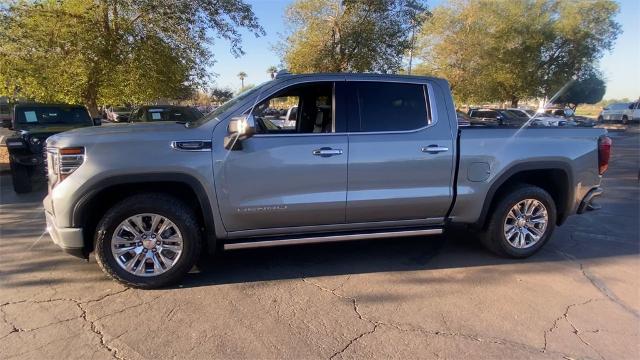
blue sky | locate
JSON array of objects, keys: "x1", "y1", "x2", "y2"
[{"x1": 211, "y1": 0, "x2": 639, "y2": 100}]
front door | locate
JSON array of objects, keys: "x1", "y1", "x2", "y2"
[
  {"x1": 345, "y1": 81, "x2": 455, "y2": 224},
  {"x1": 216, "y1": 81, "x2": 349, "y2": 232}
]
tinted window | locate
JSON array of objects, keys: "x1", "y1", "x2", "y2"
[
  {"x1": 354, "y1": 82, "x2": 428, "y2": 132},
  {"x1": 143, "y1": 107, "x2": 201, "y2": 122},
  {"x1": 471, "y1": 110, "x2": 499, "y2": 118}
]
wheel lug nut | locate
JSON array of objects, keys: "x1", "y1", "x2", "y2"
[
  {"x1": 151, "y1": 235, "x2": 156, "y2": 239},
  {"x1": 143, "y1": 249, "x2": 148, "y2": 253},
  {"x1": 152, "y1": 248, "x2": 157, "y2": 252},
  {"x1": 156, "y1": 241, "x2": 161, "y2": 245}
]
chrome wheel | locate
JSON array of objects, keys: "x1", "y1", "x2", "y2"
[
  {"x1": 111, "y1": 213, "x2": 183, "y2": 277},
  {"x1": 503, "y1": 199, "x2": 548, "y2": 249}
]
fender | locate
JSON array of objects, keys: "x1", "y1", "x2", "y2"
[
  {"x1": 72, "y1": 172, "x2": 217, "y2": 251},
  {"x1": 475, "y1": 161, "x2": 574, "y2": 228}
]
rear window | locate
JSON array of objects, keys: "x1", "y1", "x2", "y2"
[
  {"x1": 353, "y1": 82, "x2": 429, "y2": 132},
  {"x1": 15, "y1": 106, "x2": 91, "y2": 126}
]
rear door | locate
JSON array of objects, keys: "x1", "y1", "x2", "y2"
[{"x1": 345, "y1": 81, "x2": 455, "y2": 224}]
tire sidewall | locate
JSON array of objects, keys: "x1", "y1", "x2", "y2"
[
  {"x1": 491, "y1": 187, "x2": 556, "y2": 258},
  {"x1": 95, "y1": 195, "x2": 200, "y2": 288}
]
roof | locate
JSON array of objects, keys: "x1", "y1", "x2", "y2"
[{"x1": 14, "y1": 103, "x2": 86, "y2": 109}]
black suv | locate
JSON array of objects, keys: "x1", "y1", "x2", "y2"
[
  {"x1": 467, "y1": 108, "x2": 529, "y2": 126},
  {"x1": 3, "y1": 104, "x2": 98, "y2": 193}
]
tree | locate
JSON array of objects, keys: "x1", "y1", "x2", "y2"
[
  {"x1": 280, "y1": 0, "x2": 430, "y2": 73},
  {"x1": 237, "y1": 72, "x2": 248, "y2": 88},
  {"x1": 267, "y1": 66, "x2": 278, "y2": 79},
  {"x1": 416, "y1": 0, "x2": 620, "y2": 107},
  {"x1": 0, "y1": 0, "x2": 264, "y2": 115},
  {"x1": 210, "y1": 87, "x2": 234, "y2": 104},
  {"x1": 554, "y1": 72, "x2": 606, "y2": 112}
]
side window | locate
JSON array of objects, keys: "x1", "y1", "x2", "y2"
[
  {"x1": 252, "y1": 82, "x2": 334, "y2": 134},
  {"x1": 353, "y1": 82, "x2": 429, "y2": 132}
]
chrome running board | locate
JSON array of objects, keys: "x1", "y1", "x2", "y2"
[{"x1": 224, "y1": 228, "x2": 443, "y2": 250}]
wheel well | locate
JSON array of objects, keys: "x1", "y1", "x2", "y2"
[
  {"x1": 483, "y1": 169, "x2": 569, "y2": 228},
  {"x1": 77, "y1": 182, "x2": 207, "y2": 254}
]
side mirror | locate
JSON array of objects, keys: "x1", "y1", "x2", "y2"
[
  {"x1": 1, "y1": 119, "x2": 12, "y2": 129},
  {"x1": 224, "y1": 114, "x2": 256, "y2": 150},
  {"x1": 93, "y1": 117, "x2": 102, "y2": 126}
]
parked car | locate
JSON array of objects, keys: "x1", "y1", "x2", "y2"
[
  {"x1": 467, "y1": 108, "x2": 529, "y2": 126},
  {"x1": 456, "y1": 111, "x2": 471, "y2": 126},
  {"x1": 44, "y1": 73, "x2": 610, "y2": 288},
  {"x1": 105, "y1": 106, "x2": 131, "y2": 122},
  {"x1": 266, "y1": 106, "x2": 298, "y2": 129},
  {"x1": 505, "y1": 108, "x2": 566, "y2": 127},
  {"x1": 3, "y1": 103, "x2": 99, "y2": 193},
  {"x1": 128, "y1": 105, "x2": 203, "y2": 123},
  {"x1": 598, "y1": 102, "x2": 639, "y2": 124}
]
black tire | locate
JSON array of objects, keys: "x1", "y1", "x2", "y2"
[
  {"x1": 597, "y1": 115, "x2": 603, "y2": 123},
  {"x1": 622, "y1": 115, "x2": 628, "y2": 125},
  {"x1": 10, "y1": 161, "x2": 32, "y2": 194},
  {"x1": 94, "y1": 193, "x2": 202, "y2": 289},
  {"x1": 479, "y1": 185, "x2": 556, "y2": 258}
]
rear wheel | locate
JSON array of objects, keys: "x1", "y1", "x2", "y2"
[
  {"x1": 622, "y1": 115, "x2": 629, "y2": 125},
  {"x1": 597, "y1": 115, "x2": 603, "y2": 123},
  {"x1": 480, "y1": 185, "x2": 556, "y2": 258},
  {"x1": 94, "y1": 193, "x2": 202, "y2": 289},
  {"x1": 10, "y1": 161, "x2": 32, "y2": 194}
]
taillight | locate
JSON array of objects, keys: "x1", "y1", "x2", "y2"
[{"x1": 598, "y1": 136, "x2": 611, "y2": 175}]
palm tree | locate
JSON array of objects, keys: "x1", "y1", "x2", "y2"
[
  {"x1": 267, "y1": 66, "x2": 278, "y2": 79},
  {"x1": 237, "y1": 72, "x2": 247, "y2": 88}
]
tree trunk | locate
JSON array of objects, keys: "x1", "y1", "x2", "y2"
[{"x1": 510, "y1": 97, "x2": 519, "y2": 108}]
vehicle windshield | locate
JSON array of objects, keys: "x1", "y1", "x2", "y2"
[
  {"x1": 15, "y1": 106, "x2": 92, "y2": 128},
  {"x1": 187, "y1": 83, "x2": 269, "y2": 127},
  {"x1": 113, "y1": 107, "x2": 129, "y2": 113}
]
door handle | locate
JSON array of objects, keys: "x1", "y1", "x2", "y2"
[
  {"x1": 312, "y1": 147, "x2": 343, "y2": 157},
  {"x1": 421, "y1": 145, "x2": 449, "y2": 154}
]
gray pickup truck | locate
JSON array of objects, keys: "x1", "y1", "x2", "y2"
[{"x1": 44, "y1": 73, "x2": 611, "y2": 288}]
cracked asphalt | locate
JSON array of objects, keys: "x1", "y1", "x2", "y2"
[{"x1": 1, "y1": 130, "x2": 638, "y2": 360}]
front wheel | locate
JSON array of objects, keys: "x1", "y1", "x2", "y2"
[
  {"x1": 480, "y1": 185, "x2": 556, "y2": 258},
  {"x1": 94, "y1": 194, "x2": 202, "y2": 289},
  {"x1": 622, "y1": 116, "x2": 629, "y2": 125},
  {"x1": 10, "y1": 161, "x2": 33, "y2": 194}
]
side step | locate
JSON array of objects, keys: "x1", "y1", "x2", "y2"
[{"x1": 223, "y1": 228, "x2": 443, "y2": 250}]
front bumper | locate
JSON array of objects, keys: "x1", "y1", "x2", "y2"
[
  {"x1": 577, "y1": 187, "x2": 603, "y2": 214},
  {"x1": 45, "y1": 209, "x2": 86, "y2": 259}
]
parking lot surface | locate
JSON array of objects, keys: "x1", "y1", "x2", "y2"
[{"x1": 1, "y1": 131, "x2": 638, "y2": 360}]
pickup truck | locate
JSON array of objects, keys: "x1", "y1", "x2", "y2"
[{"x1": 44, "y1": 73, "x2": 611, "y2": 289}]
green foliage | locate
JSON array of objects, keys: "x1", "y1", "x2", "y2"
[
  {"x1": 0, "y1": 0, "x2": 264, "y2": 114},
  {"x1": 554, "y1": 72, "x2": 606, "y2": 110},
  {"x1": 267, "y1": 66, "x2": 278, "y2": 79},
  {"x1": 210, "y1": 87, "x2": 234, "y2": 104},
  {"x1": 237, "y1": 71, "x2": 247, "y2": 88},
  {"x1": 281, "y1": 0, "x2": 430, "y2": 73},
  {"x1": 416, "y1": 0, "x2": 621, "y2": 105}
]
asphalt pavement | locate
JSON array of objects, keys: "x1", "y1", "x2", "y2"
[{"x1": 0, "y1": 130, "x2": 638, "y2": 360}]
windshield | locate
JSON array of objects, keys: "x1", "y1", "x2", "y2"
[
  {"x1": 188, "y1": 83, "x2": 268, "y2": 127},
  {"x1": 15, "y1": 106, "x2": 92, "y2": 128},
  {"x1": 113, "y1": 107, "x2": 129, "y2": 113}
]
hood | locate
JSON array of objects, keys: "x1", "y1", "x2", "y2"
[
  {"x1": 15, "y1": 123, "x2": 92, "y2": 135},
  {"x1": 46, "y1": 121, "x2": 205, "y2": 149}
]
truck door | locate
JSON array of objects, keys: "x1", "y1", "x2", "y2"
[
  {"x1": 215, "y1": 81, "x2": 349, "y2": 232},
  {"x1": 345, "y1": 81, "x2": 455, "y2": 224}
]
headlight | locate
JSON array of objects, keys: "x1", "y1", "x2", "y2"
[{"x1": 48, "y1": 147, "x2": 85, "y2": 187}]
